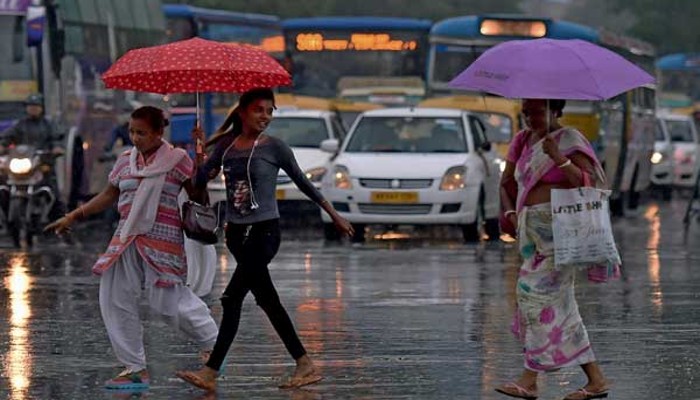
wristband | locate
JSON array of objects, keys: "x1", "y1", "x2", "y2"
[
  {"x1": 557, "y1": 159, "x2": 572, "y2": 169},
  {"x1": 504, "y1": 210, "x2": 517, "y2": 217}
]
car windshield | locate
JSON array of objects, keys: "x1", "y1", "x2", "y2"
[
  {"x1": 475, "y1": 112, "x2": 513, "y2": 144},
  {"x1": 265, "y1": 117, "x2": 329, "y2": 148},
  {"x1": 666, "y1": 120, "x2": 695, "y2": 142},
  {"x1": 345, "y1": 116, "x2": 467, "y2": 153}
]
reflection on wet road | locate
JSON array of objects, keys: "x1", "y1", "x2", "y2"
[{"x1": 1, "y1": 199, "x2": 700, "y2": 399}]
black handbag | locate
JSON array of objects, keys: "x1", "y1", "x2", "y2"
[{"x1": 182, "y1": 200, "x2": 219, "y2": 245}]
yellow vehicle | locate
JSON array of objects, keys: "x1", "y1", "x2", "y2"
[{"x1": 419, "y1": 95, "x2": 521, "y2": 159}]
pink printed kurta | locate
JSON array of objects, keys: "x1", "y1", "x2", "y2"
[{"x1": 92, "y1": 148, "x2": 192, "y2": 287}]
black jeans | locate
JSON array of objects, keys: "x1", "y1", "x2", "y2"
[{"x1": 206, "y1": 219, "x2": 306, "y2": 371}]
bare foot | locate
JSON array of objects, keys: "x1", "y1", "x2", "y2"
[
  {"x1": 279, "y1": 356, "x2": 323, "y2": 389},
  {"x1": 176, "y1": 367, "x2": 218, "y2": 392}
]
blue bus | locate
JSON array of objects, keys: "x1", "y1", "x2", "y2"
[
  {"x1": 282, "y1": 17, "x2": 432, "y2": 105},
  {"x1": 162, "y1": 4, "x2": 283, "y2": 144},
  {"x1": 656, "y1": 53, "x2": 700, "y2": 108},
  {"x1": 427, "y1": 15, "x2": 657, "y2": 214}
]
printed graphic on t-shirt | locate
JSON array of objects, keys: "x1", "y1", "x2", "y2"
[{"x1": 231, "y1": 180, "x2": 253, "y2": 216}]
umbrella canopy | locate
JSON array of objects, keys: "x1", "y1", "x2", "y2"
[
  {"x1": 448, "y1": 38, "x2": 655, "y2": 100},
  {"x1": 102, "y1": 37, "x2": 291, "y2": 94}
]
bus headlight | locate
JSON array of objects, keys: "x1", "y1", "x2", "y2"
[
  {"x1": 651, "y1": 152, "x2": 663, "y2": 164},
  {"x1": 305, "y1": 167, "x2": 327, "y2": 183},
  {"x1": 9, "y1": 158, "x2": 32, "y2": 174},
  {"x1": 333, "y1": 165, "x2": 352, "y2": 189},
  {"x1": 440, "y1": 166, "x2": 466, "y2": 191}
]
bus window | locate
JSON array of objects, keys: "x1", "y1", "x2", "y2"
[{"x1": 432, "y1": 45, "x2": 488, "y2": 88}]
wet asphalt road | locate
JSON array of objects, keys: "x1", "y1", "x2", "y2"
[{"x1": 1, "y1": 198, "x2": 700, "y2": 399}]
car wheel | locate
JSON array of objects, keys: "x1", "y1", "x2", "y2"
[
  {"x1": 662, "y1": 186, "x2": 673, "y2": 201},
  {"x1": 351, "y1": 223, "x2": 366, "y2": 243},
  {"x1": 462, "y1": 188, "x2": 487, "y2": 243},
  {"x1": 461, "y1": 222, "x2": 480, "y2": 243},
  {"x1": 628, "y1": 166, "x2": 640, "y2": 210},
  {"x1": 484, "y1": 218, "x2": 500, "y2": 241},
  {"x1": 323, "y1": 223, "x2": 341, "y2": 241}
]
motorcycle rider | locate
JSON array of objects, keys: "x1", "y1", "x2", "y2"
[
  {"x1": 0, "y1": 93, "x2": 63, "y2": 154},
  {"x1": 0, "y1": 93, "x2": 67, "y2": 242}
]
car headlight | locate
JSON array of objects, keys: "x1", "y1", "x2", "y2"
[
  {"x1": 651, "y1": 152, "x2": 663, "y2": 164},
  {"x1": 9, "y1": 158, "x2": 32, "y2": 174},
  {"x1": 440, "y1": 166, "x2": 466, "y2": 191},
  {"x1": 305, "y1": 167, "x2": 327, "y2": 183},
  {"x1": 333, "y1": 165, "x2": 352, "y2": 189}
]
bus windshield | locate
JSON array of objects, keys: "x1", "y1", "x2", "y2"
[
  {"x1": 431, "y1": 44, "x2": 489, "y2": 87},
  {"x1": 286, "y1": 30, "x2": 427, "y2": 98}
]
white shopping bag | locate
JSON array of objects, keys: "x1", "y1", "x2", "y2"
[{"x1": 551, "y1": 187, "x2": 621, "y2": 267}]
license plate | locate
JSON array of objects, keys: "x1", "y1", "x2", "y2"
[
  {"x1": 276, "y1": 189, "x2": 286, "y2": 200},
  {"x1": 370, "y1": 191, "x2": 418, "y2": 204}
]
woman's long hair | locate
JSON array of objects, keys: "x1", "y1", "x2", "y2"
[{"x1": 206, "y1": 88, "x2": 276, "y2": 148}]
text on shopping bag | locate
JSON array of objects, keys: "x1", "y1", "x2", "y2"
[{"x1": 551, "y1": 188, "x2": 621, "y2": 267}]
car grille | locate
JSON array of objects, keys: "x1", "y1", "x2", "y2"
[
  {"x1": 277, "y1": 175, "x2": 292, "y2": 185},
  {"x1": 359, "y1": 178, "x2": 433, "y2": 189},
  {"x1": 358, "y1": 203, "x2": 432, "y2": 215}
]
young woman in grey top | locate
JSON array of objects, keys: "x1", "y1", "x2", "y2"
[{"x1": 177, "y1": 89, "x2": 353, "y2": 392}]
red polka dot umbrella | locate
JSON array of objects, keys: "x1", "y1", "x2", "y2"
[{"x1": 102, "y1": 37, "x2": 291, "y2": 94}]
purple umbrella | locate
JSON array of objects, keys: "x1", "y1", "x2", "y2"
[{"x1": 448, "y1": 38, "x2": 655, "y2": 100}]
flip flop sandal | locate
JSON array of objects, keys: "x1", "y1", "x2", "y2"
[
  {"x1": 563, "y1": 388, "x2": 609, "y2": 400},
  {"x1": 175, "y1": 370, "x2": 217, "y2": 392},
  {"x1": 495, "y1": 382, "x2": 538, "y2": 400},
  {"x1": 279, "y1": 373, "x2": 323, "y2": 389}
]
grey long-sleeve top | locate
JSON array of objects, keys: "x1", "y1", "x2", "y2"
[{"x1": 196, "y1": 134, "x2": 325, "y2": 224}]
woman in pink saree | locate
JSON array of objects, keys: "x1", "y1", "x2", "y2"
[{"x1": 495, "y1": 99, "x2": 617, "y2": 400}]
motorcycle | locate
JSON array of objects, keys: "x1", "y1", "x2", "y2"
[{"x1": 0, "y1": 145, "x2": 58, "y2": 247}]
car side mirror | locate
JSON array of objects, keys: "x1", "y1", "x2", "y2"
[
  {"x1": 320, "y1": 138, "x2": 340, "y2": 153},
  {"x1": 480, "y1": 141, "x2": 492, "y2": 152}
]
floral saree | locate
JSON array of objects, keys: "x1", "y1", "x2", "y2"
[{"x1": 509, "y1": 128, "x2": 619, "y2": 371}]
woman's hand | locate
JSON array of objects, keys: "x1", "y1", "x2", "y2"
[
  {"x1": 332, "y1": 215, "x2": 354, "y2": 238},
  {"x1": 192, "y1": 126, "x2": 206, "y2": 160},
  {"x1": 192, "y1": 126, "x2": 205, "y2": 145},
  {"x1": 44, "y1": 215, "x2": 75, "y2": 235},
  {"x1": 542, "y1": 136, "x2": 567, "y2": 165}
]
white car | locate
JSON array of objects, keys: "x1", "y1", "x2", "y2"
[
  {"x1": 319, "y1": 107, "x2": 502, "y2": 243},
  {"x1": 651, "y1": 117, "x2": 675, "y2": 198},
  {"x1": 658, "y1": 112, "x2": 700, "y2": 188},
  {"x1": 207, "y1": 109, "x2": 346, "y2": 208}
]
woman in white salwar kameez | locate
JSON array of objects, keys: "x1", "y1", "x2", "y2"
[{"x1": 47, "y1": 106, "x2": 218, "y2": 390}]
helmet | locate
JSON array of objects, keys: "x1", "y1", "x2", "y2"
[{"x1": 24, "y1": 93, "x2": 44, "y2": 106}]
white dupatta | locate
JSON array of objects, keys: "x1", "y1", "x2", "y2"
[{"x1": 120, "y1": 140, "x2": 187, "y2": 243}]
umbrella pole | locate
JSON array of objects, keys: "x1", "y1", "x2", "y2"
[{"x1": 196, "y1": 91, "x2": 203, "y2": 154}]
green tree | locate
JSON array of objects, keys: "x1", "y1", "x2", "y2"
[{"x1": 609, "y1": 0, "x2": 700, "y2": 54}]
